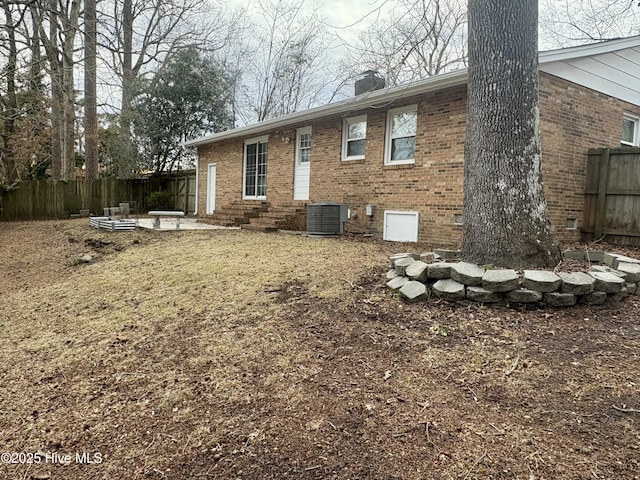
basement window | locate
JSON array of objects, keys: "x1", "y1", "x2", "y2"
[
  {"x1": 622, "y1": 114, "x2": 639, "y2": 147},
  {"x1": 383, "y1": 210, "x2": 419, "y2": 242}
]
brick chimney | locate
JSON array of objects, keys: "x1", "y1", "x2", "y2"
[{"x1": 355, "y1": 70, "x2": 385, "y2": 96}]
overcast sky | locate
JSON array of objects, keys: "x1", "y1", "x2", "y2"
[{"x1": 230, "y1": 0, "x2": 392, "y2": 48}]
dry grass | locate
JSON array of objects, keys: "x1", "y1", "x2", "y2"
[{"x1": 0, "y1": 220, "x2": 639, "y2": 480}]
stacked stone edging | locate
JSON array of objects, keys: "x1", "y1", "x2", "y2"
[{"x1": 386, "y1": 249, "x2": 640, "y2": 307}]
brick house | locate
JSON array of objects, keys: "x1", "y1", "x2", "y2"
[{"x1": 186, "y1": 36, "x2": 640, "y2": 245}]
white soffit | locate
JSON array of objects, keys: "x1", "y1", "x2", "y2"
[{"x1": 540, "y1": 45, "x2": 640, "y2": 107}]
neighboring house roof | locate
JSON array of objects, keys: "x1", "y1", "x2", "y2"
[{"x1": 185, "y1": 35, "x2": 640, "y2": 147}]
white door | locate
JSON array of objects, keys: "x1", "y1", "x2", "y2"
[
  {"x1": 294, "y1": 127, "x2": 311, "y2": 200},
  {"x1": 206, "y1": 163, "x2": 216, "y2": 214}
]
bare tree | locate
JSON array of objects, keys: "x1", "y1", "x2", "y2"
[
  {"x1": 84, "y1": 0, "x2": 98, "y2": 179},
  {"x1": 540, "y1": 0, "x2": 640, "y2": 48},
  {"x1": 33, "y1": 0, "x2": 81, "y2": 180},
  {"x1": 0, "y1": 1, "x2": 51, "y2": 184},
  {"x1": 97, "y1": 0, "x2": 237, "y2": 176},
  {"x1": 462, "y1": 0, "x2": 560, "y2": 268},
  {"x1": 234, "y1": 0, "x2": 339, "y2": 124},
  {"x1": 345, "y1": 0, "x2": 467, "y2": 86},
  {"x1": 1, "y1": 0, "x2": 20, "y2": 183}
]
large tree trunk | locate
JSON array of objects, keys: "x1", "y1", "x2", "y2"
[
  {"x1": 47, "y1": 0, "x2": 63, "y2": 179},
  {"x1": 39, "y1": 0, "x2": 79, "y2": 180},
  {"x1": 62, "y1": 53, "x2": 76, "y2": 180},
  {"x1": 61, "y1": 0, "x2": 81, "y2": 180},
  {"x1": 84, "y1": 0, "x2": 99, "y2": 179},
  {"x1": 118, "y1": 0, "x2": 135, "y2": 178},
  {"x1": 1, "y1": 1, "x2": 18, "y2": 182},
  {"x1": 461, "y1": 0, "x2": 560, "y2": 268}
]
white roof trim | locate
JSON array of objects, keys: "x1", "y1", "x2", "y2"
[
  {"x1": 184, "y1": 69, "x2": 468, "y2": 147},
  {"x1": 185, "y1": 35, "x2": 640, "y2": 147},
  {"x1": 538, "y1": 35, "x2": 640, "y2": 63}
]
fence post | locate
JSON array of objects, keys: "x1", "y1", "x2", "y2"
[{"x1": 594, "y1": 148, "x2": 610, "y2": 240}]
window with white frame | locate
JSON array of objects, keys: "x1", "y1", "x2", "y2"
[
  {"x1": 385, "y1": 105, "x2": 418, "y2": 164},
  {"x1": 342, "y1": 115, "x2": 367, "y2": 160},
  {"x1": 243, "y1": 136, "x2": 268, "y2": 199},
  {"x1": 622, "y1": 114, "x2": 639, "y2": 147},
  {"x1": 296, "y1": 127, "x2": 312, "y2": 164}
]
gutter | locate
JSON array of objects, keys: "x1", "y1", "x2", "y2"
[
  {"x1": 184, "y1": 69, "x2": 469, "y2": 147},
  {"x1": 184, "y1": 35, "x2": 640, "y2": 148}
]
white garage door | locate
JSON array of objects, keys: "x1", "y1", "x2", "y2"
[{"x1": 383, "y1": 210, "x2": 419, "y2": 242}]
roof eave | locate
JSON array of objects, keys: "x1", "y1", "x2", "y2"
[
  {"x1": 185, "y1": 35, "x2": 640, "y2": 148},
  {"x1": 184, "y1": 69, "x2": 468, "y2": 147},
  {"x1": 539, "y1": 35, "x2": 640, "y2": 63}
]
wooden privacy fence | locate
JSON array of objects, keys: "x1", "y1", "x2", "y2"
[
  {"x1": 170, "y1": 173, "x2": 197, "y2": 214},
  {"x1": 0, "y1": 173, "x2": 196, "y2": 221},
  {"x1": 583, "y1": 147, "x2": 640, "y2": 245}
]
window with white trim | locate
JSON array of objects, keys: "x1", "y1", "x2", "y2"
[
  {"x1": 385, "y1": 105, "x2": 417, "y2": 165},
  {"x1": 622, "y1": 114, "x2": 639, "y2": 147},
  {"x1": 243, "y1": 136, "x2": 268, "y2": 199},
  {"x1": 342, "y1": 115, "x2": 366, "y2": 160},
  {"x1": 296, "y1": 127, "x2": 312, "y2": 164}
]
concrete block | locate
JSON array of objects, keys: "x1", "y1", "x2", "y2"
[
  {"x1": 406, "y1": 260, "x2": 429, "y2": 282},
  {"x1": 562, "y1": 250, "x2": 585, "y2": 261},
  {"x1": 506, "y1": 289, "x2": 543, "y2": 303},
  {"x1": 433, "y1": 249, "x2": 461, "y2": 260},
  {"x1": 612, "y1": 255, "x2": 640, "y2": 269},
  {"x1": 544, "y1": 292, "x2": 577, "y2": 307},
  {"x1": 608, "y1": 285, "x2": 629, "y2": 302},
  {"x1": 386, "y1": 269, "x2": 399, "y2": 280},
  {"x1": 389, "y1": 253, "x2": 418, "y2": 267},
  {"x1": 450, "y1": 262, "x2": 485, "y2": 286},
  {"x1": 399, "y1": 281, "x2": 428, "y2": 302},
  {"x1": 466, "y1": 286, "x2": 502, "y2": 303},
  {"x1": 580, "y1": 291, "x2": 607, "y2": 305},
  {"x1": 395, "y1": 257, "x2": 415, "y2": 275},
  {"x1": 482, "y1": 269, "x2": 520, "y2": 292},
  {"x1": 522, "y1": 270, "x2": 562, "y2": 293},
  {"x1": 588, "y1": 271, "x2": 625, "y2": 293},
  {"x1": 615, "y1": 262, "x2": 640, "y2": 283},
  {"x1": 590, "y1": 265, "x2": 625, "y2": 278},
  {"x1": 427, "y1": 262, "x2": 453, "y2": 279},
  {"x1": 432, "y1": 279, "x2": 465, "y2": 301},
  {"x1": 420, "y1": 252, "x2": 435, "y2": 264},
  {"x1": 603, "y1": 252, "x2": 621, "y2": 266},
  {"x1": 558, "y1": 272, "x2": 595, "y2": 295},
  {"x1": 387, "y1": 276, "x2": 410, "y2": 290},
  {"x1": 585, "y1": 251, "x2": 605, "y2": 263}
]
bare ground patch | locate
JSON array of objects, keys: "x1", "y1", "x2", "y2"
[{"x1": 0, "y1": 220, "x2": 639, "y2": 480}]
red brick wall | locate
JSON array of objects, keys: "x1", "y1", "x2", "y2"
[
  {"x1": 539, "y1": 72, "x2": 640, "y2": 243},
  {"x1": 197, "y1": 75, "x2": 639, "y2": 246}
]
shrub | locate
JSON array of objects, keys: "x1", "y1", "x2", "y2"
[{"x1": 147, "y1": 190, "x2": 174, "y2": 210}]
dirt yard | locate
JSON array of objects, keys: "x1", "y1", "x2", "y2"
[{"x1": 0, "y1": 219, "x2": 639, "y2": 480}]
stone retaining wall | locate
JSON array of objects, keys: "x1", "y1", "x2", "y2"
[{"x1": 386, "y1": 250, "x2": 640, "y2": 307}]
